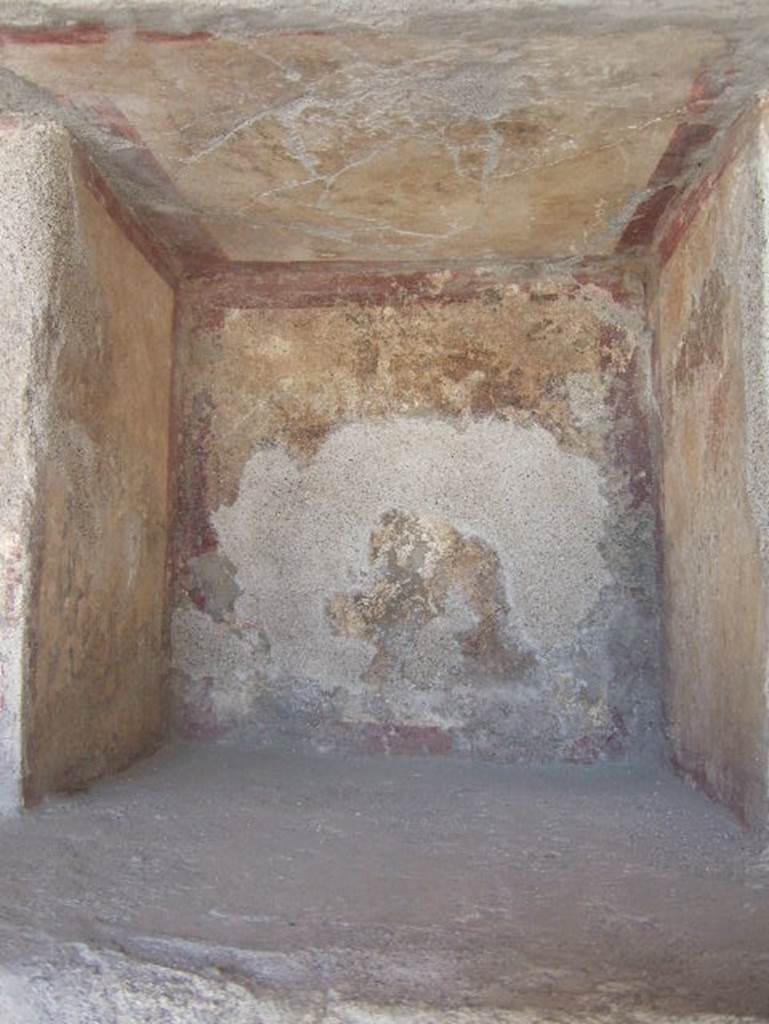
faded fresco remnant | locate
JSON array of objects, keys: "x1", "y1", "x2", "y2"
[
  {"x1": 0, "y1": 116, "x2": 174, "y2": 807},
  {"x1": 171, "y1": 274, "x2": 659, "y2": 761},
  {"x1": 652, "y1": 103, "x2": 769, "y2": 826},
  {"x1": 326, "y1": 509, "x2": 537, "y2": 691}
]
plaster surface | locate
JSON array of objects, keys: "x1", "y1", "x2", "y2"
[
  {"x1": 172, "y1": 274, "x2": 659, "y2": 760},
  {"x1": 0, "y1": 2, "x2": 766, "y2": 269},
  {"x1": 651, "y1": 102, "x2": 769, "y2": 826},
  {"x1": 0, "y1": 743, "x2": 767, "y2": 1021},
  {"x1": 0, "y1": 117, "x2": 63, "y2": 812},
  {"x1": 24, "y1": 152, "x2": 174, "y2": 802},
  {"x1": 0, "y1": 115, "x2": 174, "y2": 806}
]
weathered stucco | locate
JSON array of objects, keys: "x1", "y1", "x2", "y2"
[
  {"x1": 651, "y1": 101, "x2": 769, "y2": 826},
  {"x1": 172, "y1": 272, "x2": 659, "y2": 760},
  {"x1": 0, "y1": 116, "x2": 58, "y2": 811},
  {"x1": 0, "y1": 115, "x2": 174, "y2": 806},
  {"x1": 2, "y1": 1, "x2": 767, "y2": 272},
  {"x1": 7, "y1": 3, "x2": 769, "y2": 821},
  {"x1": 0, "y1": 22, "x2": 721, "y2": 264}
]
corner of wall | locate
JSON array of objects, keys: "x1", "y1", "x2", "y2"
[
  {"x1": 649, "y1": 98, "x2": 769, "y2": 828},
  {"x1": 0, "y1": 113, "x2": 176, "y2": 806}
]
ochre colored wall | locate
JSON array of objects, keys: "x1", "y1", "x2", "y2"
[
  {"x1": 652, "y1": 104, "x2": 769, "y2": 825},
  {"x1": 19, "y1": 127, "x2": 175, "y2": 802},
  {"x1": 172, "y1": 268, "x2": 659, "y2": 761}
]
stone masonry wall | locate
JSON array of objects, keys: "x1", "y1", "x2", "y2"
[{"x1": 172, "y1": 266, "x2": 660, "y2": 762}]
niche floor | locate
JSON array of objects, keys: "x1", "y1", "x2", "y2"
[{"x1": 0, "y1": 746, "x2": 768, "y2": 1022}]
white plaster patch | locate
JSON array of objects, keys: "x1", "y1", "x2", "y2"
[
  {"x1": 566, "y1": 371, "x2": 609, "y2": 431},
  {"x1": 0, "y1": 528, "x2": 25, "y2": 811},
  {"x1": 208, "y1": 416, "x2": 610, "y2": 691}
]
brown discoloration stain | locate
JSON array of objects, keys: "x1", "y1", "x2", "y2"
[
  {"x1": 652, "y1": 113, "x2": 769, "y2": 825},
  {"x1": 0, "y1": 24, "x2": 729, "y2": 263},
  {"x1": 673, "y1": 268, "x2": 727, "y2": 386},
  {"x1": 327, "y1": 510, "x2": 536, "y2": 691},
  {"x1": 22, "y1": 152, "x2": 174, "y2": 805},
  {"x1": 708, "y1": 364, "x2": 734, "y2": 462},
  {"x1": 176, "y1": 279, "x2": 638, "y2": 514}
]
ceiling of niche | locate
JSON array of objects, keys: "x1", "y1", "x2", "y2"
[{"x1": 0, "y1": 1, "x2": 766, "y2": 272}]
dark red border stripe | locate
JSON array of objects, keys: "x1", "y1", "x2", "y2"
[
  {"x1": 0, "y1": 25, "x2": 211, "y2": 45},
  {"x1": 77, "y1": 150, "x2": 178, "y2": 288},
  {"x1": 617, "y1": 119, "x2": 718, "y2": 252},
  {"x1": 656, "y1": 99, "x2": 764, "y2": 266},
  {"x1": 651, "y1": 122, "x2": 717, "y2": 185},
  {"x1": 187, "y1": 258, "x2": 638, "y2": 310},
  {"x1": 67, "y1": 95, "x2": 226, "y2": 278},
  {"x1": 618, "y1": 185, "x2": 678, "y2": 252},
  {"x1": 135, "y1": 30, "x2": 213, "y2": 43},
  {"x1": 0, "y1": 24, "x2": 107, "y2": 45}
]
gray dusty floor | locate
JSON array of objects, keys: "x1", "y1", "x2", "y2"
[{"x1": 0, "y1": 744, "x2": 768, "y2": 1022}]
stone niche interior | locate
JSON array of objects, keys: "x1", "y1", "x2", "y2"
[
  {"x1": 3, "y1": 5, "x2": 769, "y2": 1020},
  {"x1": 171, "y1": 267, "x2": 659, "y2": 765},
  {"x1": 1, "y1": 78, "x2": 766, "y2": 826}
]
